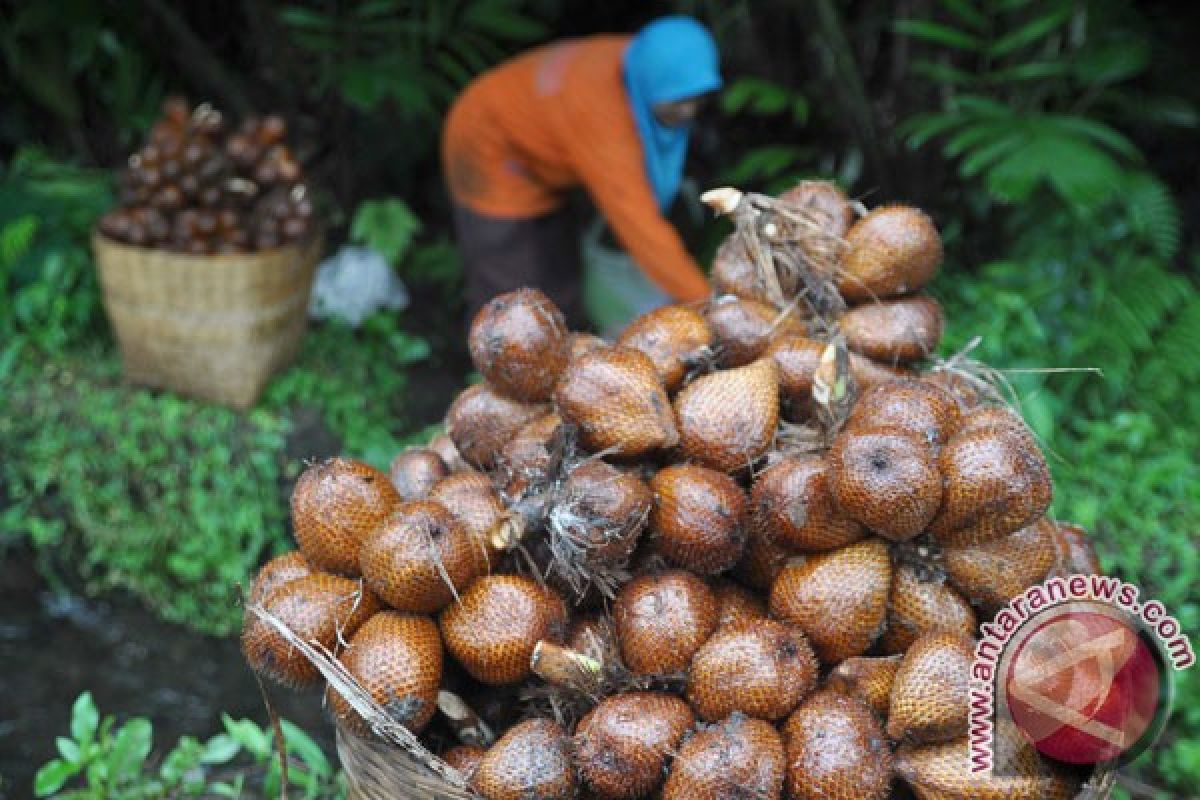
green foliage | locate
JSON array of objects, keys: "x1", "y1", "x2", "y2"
[
  {"x1": 718, "y1": 77, "x2": 815, "y2": 194},
  {"x1": 0, "y1": 2, "x2": 165, "y2": 150},
  {"x1": 34, "y1": 692, "x2": 341, "y2": 799},
  {"x1": 0, "y1": 348, "x2": 291, "y2": 636},
  {"x1": 349, "y1": 197, "x2": 463, "y2": 298},
  {"x1": 902, "y1": 1, "x2": 1199, "y2": 792},
  {"x1": 0, "y1": 148, "x2": 113, "y2": 352},
  {"x1": 263, "y1": 313, "x2": 432, "y2": 470},
  {"x1": 279, "y1": 0, "x2": 549, "y2": 117}
]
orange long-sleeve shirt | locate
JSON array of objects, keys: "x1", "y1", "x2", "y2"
[{"x1": 441, "y1": 36, "x2": 710, "y2": 303}]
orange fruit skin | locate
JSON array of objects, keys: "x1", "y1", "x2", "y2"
[
  {"x1": 783, "y1": 689, "x2": 894, "y2": 800},
  {"x1": 471, "y1": 718, "x2": 576, "y2": 800},
  {"x1": 841, "y1": 294, "x2": 944, "y2": 364},
  {"x1": 837, "y1": 205, "x2": 942, "y2": 302},
  {"x1": 291, "y1": 458, "x2": 400, "y2": 576},
  {"x1": 662, "y1": 714, "x2": 785, "y2": 800},
  {"x1": 440, "y1": 575, "x2": 567, "y2": 685},
  {"x1": 617, "y1": 304, "x2": 713, "y2": 392},
  {"x1": 769, "y1": 538, "x2": 891, "y2": 665},
  {"x1": 614, "y1": 569, "x2": 718, "y2": 676},
  {"x1": 468, "y1": 288, "x2": 570, "y2": 403},
  {"x1": 327, "y1": 611, "x2": 443, "y2": 737},
  {"x1": 649, "y1": 464, "x2": 748, "y2": 575},
  {"x1": 687, "y1": 618, "x2": 818, "y2": 722},
  {"x1": 574, "y1": 692, "x2": 694, "y2": 800}
]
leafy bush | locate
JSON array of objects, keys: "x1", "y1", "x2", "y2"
[
  {"x1": 0, "y1": 347, "x2": 291, "y2": 635},
  {"x1": 34, "y1": 692, "x2": 341, "y2": 799},
  {"x1": 898, "y1": 1, "x2": 1200, "y2": 793},
  {"x1": 0, "y1": 148, "x2": 113, "y2": 352}
]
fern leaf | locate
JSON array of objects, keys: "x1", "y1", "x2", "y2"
[
  {"x1": 1122, "y1": 172, "x2": 1181, "y2": 260},
  {"x1": 987, "y1": 5, "x2": 1072, "y2": 58}
]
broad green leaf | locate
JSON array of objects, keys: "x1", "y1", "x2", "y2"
[
  {"x1": 985, "y1": 61, "x2": 1069, "y2": 83},
  {"x1": 988, "y1": 6, "x2": 1072, "y2": 58},
  {"x1": 55, "y1": 736, "x2": 81, "y2": 763},
  {"x1": 893, "y1": 19, "x2": 982, "y2": 51},
  {"x1": 34, "y1": 759, "x2": 77, "y2": 797},
  {"x1": 222, "y1": 715, "x2": 271, "y2": 757},
  {"x1": 350, "y1": 198, "x2": 422, "y2": 264},
  {"x1": 70, "y1": 693, "x2": 99, "y2": 746},
  {"x1": 110, "y1": 718, "x2": 153, "y2": 783},
  {"x1": 1042, "y1": 115, "x2": 1141, "y2": 161},
  {"x1": 910, "y1": 59, "x2": 977, "y2": 86},
  {"x1": 1071, "y1": 37, "x2": 1150, "y2": 85},
  {"x1": 200, "y1": 732, "x2": 242, "y2": 765},
  {"x1": 281, "y1": 719, "x2": 332, "y2": 777}
]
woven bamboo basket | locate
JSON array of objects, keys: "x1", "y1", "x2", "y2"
[{"x1": 92, "y1": 232, "x2": 322, "y2": 409}]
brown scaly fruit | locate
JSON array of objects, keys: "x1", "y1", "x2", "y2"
[
  {"x1": 496, "y1": 411, "x2": 567, "y2": 499},
  {"x1": 706, "y1": 296, "x2": 806, "y2": 368},
  {"x1": 445, "y1": 383, "x2": 547, "y2": 469},
  {"x1": 552, "y1": 459, "x2": 653, "y2": 566},
  {"x1": 327, "y1": 611, "x2": 442, "y2": 736},
  {"x1": 711, "y1": 579, "x2": 767, "y2": 628},
  {"x1": 751, "y1": 456, "x2": 864, "y2": 552},
  {"x1": 555, "y1": 346, "x2": 679, "y2": 458},
  {"x1": 649, "y1": 464, "x2": 748, "y2": 574},
  {"x1": 1051, "y1": 520, "x2": 1102, "y2": 576},
  {"x1": 427, "y1": 471, "x2": 506, "y2": 556},
  {"x1": 930, "y1": 416, "x2": 1052, "y2": 546},
  {"x1": 687, "y1": 618, "x2": 818, "y2": 722},
  {"x1": 769, "y1": 335, "x2": 914, "y2": 420},
  {"x1": 826, "y1": 655, "x2": 904, "y2": 717},
  {"x1": 388, "y1": 447, "x2": 448, "y2": 501},
  {"x1": 767, "y1": 334, "x2": 825, "y2": 419},
  {"x1": 879, "y1": 564, "x2": 977, "y2": 655},
  {"x1": 769, "y1": 538, "x2": 891, "y2": 664},
  {"x1": 840, "y1": 295, "x2": 944, "y2": 364},
  {"x1": 359, "y1": 500, "x2": 488, "y2": 613},
  {"x1": 614, "y1": 569, "x2": 718, "y2": 675},
  {"x1": 887, "y1": 632, "x2": 975, "y2": 744},
  {"x1": 241, "y1": 573, "x2": 381, "y2": 689},
  {"x1": 574, "y1": 692, "x2": 695, "y2": 800},
  {"x1": 428, "y1": 433, "x2": 470, "y2": 473},
  {"x1": 662, "y1": 714, "x2": 785, "y2": 800},
  {"x1": 711, "y1": 236, "x2": 772, "y2": 304},
  {"x1": 845, "y1": 379, "x2": 962, "y2": 449},
  {"x1": 440, "y1": 575, "x2": 567, "y2": 685},
  {"x1": 471, "y1": 718, "x2": 576, "y2": 800},
  {"x1": 778, "y1": 179, "x2": 856, "y2": 239},
  {"x1": 443, "y1": 745, "x2": 486, "y2": 780},
  {"x1": 829, "y1": 425, "x2": 942, "y2": 541},
  {"x1": 291, "y1": 457, "x2": 400, "y2": 576},
  {"x1": 246, "y1": 551, "x2": 312, "y2": 605},
  {"x1": 568, "y1": 332, "x2": 608, "y2": 363},
  {"x1": 733, "y1": 520, "x2": 792, "y2": 591},
  {"x1": 675, "y1": 358, "x2": 780, "y2": 473},
  {"x1": 616, "y1": 304, "x2": 713, "y2": 392},
  {"x1": 837, "y1": 205, "x2": 942, "y2": 302},
  {"x1": 468, "y1": 288, "x2": 570, "y2": 403},
  {"x1": 894, "y1": 722, "x2": 1080, "y2": 800},
  {"x1": 942, "y1": 517, "x2": 1059, "y2": 609},
  {"x1": 922, "y1": 368, "x2": 988, "y2": 412},
  {"x1": 783, "y1": 689, "x2": 894, "y2": 800}
]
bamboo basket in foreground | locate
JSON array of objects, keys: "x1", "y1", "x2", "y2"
[{"x1": 92, "y1": 232, "x2": 321, "y2": 409}]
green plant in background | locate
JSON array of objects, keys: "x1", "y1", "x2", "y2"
[
  {"x1": 279, "y1": 0, "x2": 549, "y2": 117},
  {"x1": 718, "y1": 77, "x2": 814, "y2": 194},
  {"x1": 898, "y1": 1, "x2": 1199, "y2": 794},
  {"x1": 34, "y1": 692, "x2": 342, "y2": 799},
  {"x1": 350, "y1": 197, "x2": 463, "y2": 302},
  {"x1": 0, "y1": 147, "x2": 113, "y2": 354},
  {"x1": 0, "y1": 349, "x2": 292, "y2": 635}
]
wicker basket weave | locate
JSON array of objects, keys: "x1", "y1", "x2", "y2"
[{"x1": 92, "y1": 232, "x2": 321, "y2": 409}]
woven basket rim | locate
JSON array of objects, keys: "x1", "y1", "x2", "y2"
[{"x1": 91, "y1": 227, "x2": 322, "y2": 264}]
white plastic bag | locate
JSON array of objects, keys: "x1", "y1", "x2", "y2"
[{"x1": 308, "y1": 245, "x2": 409, "y2": 327}]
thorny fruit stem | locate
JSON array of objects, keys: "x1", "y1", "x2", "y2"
[{"x1": 437, "y1": 690, "x2": 495, "y2": 747}]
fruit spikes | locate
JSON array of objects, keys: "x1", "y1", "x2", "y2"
[{"x1": 703, "y1": 185, "x2": 848, "y2": 326}]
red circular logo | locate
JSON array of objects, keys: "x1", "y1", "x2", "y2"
[{"x1": 1004, "y1": 606, "x2": 1161, "y2": 765}]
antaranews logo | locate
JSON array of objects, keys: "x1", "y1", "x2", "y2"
[{"x1": 969, "y1": 574, "x2": 1193, "y2": 776}]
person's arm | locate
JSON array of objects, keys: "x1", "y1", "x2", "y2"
[{"x1": 564, "y1": 122, "x2": 710, "y2": 303}]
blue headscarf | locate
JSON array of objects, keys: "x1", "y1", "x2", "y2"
[{"x1": 623, "y1": 16, "x2": 722, "y2": 211}]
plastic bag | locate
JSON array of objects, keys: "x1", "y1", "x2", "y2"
[{"x1": 308, "y1": 246, "x2": 409, "y2": 327}]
